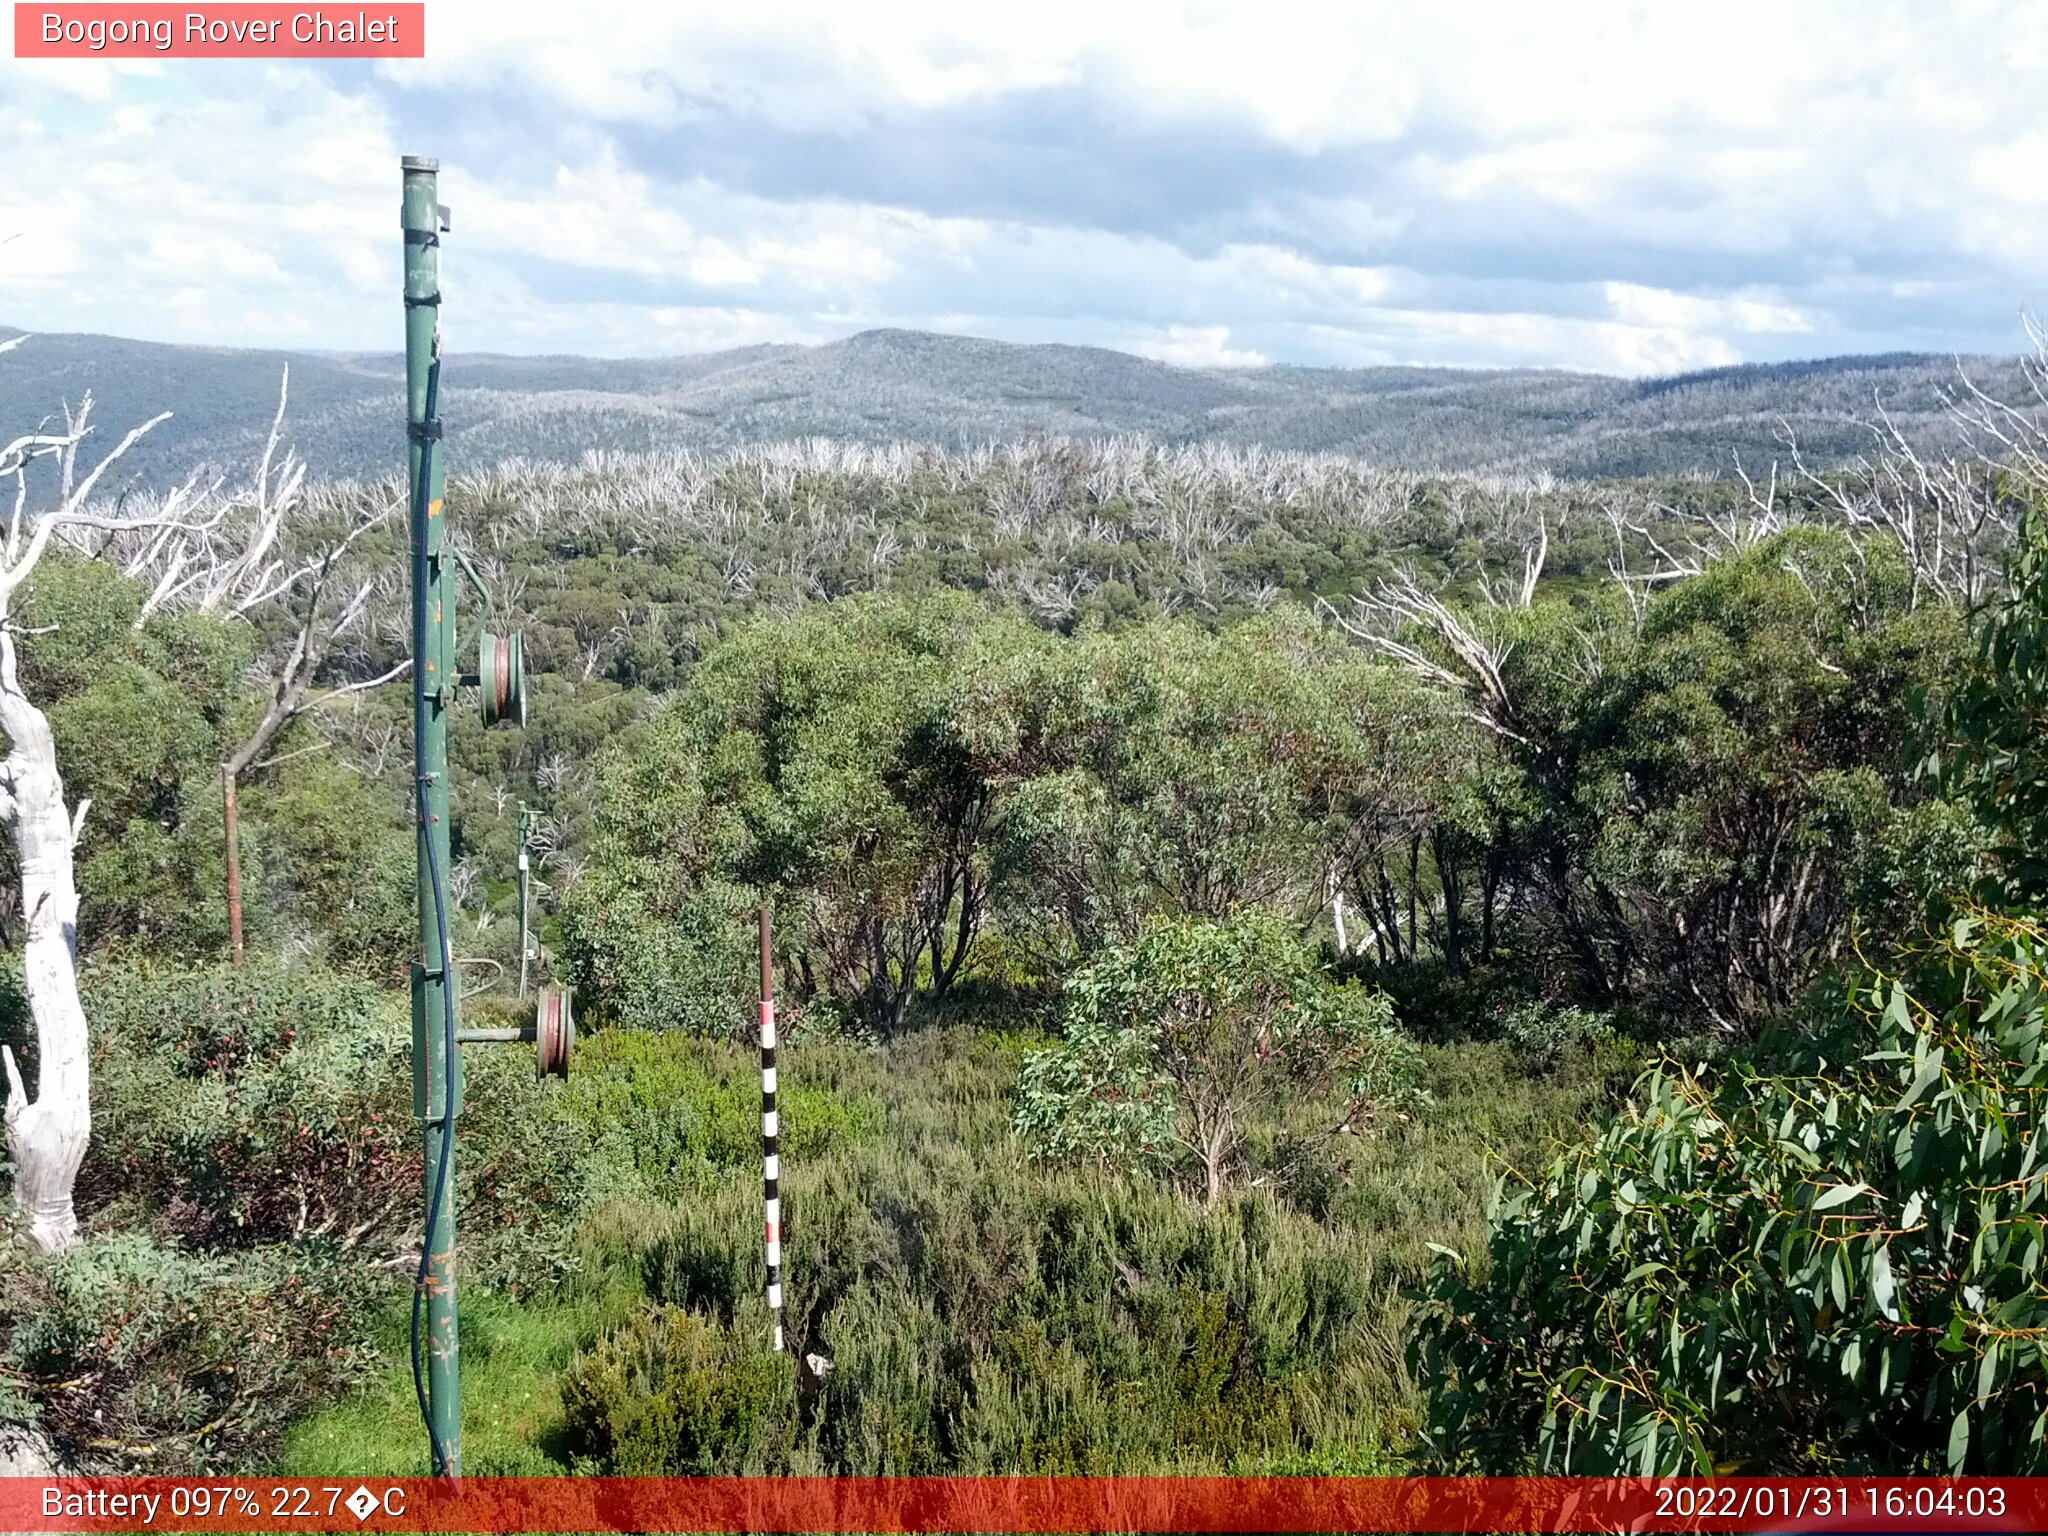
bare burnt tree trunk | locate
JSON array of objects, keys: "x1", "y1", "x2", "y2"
[
  {"x1": 1, "y1": 375, "x2": 206, "y2": 1255},
  {"x1": 0, "y1": 631, "x2": 90, "y2": 1254}
]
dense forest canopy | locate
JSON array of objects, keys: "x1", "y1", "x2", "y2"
[{"x1": 3, "y1": 334, "x2": 2046, "y2": 1477}]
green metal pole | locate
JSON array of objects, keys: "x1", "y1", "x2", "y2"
[{"x1": 402, "y1": 154, "x2": 462, "y2": 1478}]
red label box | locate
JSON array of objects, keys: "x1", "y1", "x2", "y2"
[
  {"x1": 2, "y1": 1476, "x2": 2045, "y2": 1533},
  {"x1": 14, "y1": 4, "x2": 425, "y2": 58}
]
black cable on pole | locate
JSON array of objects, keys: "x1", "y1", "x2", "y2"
[{"x1": 408, "y1": 349, "x2": 458, "y2": 1479}]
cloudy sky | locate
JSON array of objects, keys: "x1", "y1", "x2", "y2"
[{"x1": 4, "y1": 0, "x2": 2046, "y2": 374}]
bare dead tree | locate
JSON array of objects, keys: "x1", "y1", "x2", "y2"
[
  {"x1": 1472, "y1": 501, "x2": 1551, "y2": 610},
  {"x1": 1517, "y1": 514, "x2": 1549, "y2": 608},
  {"x1": 1783, "y1": 398, "x2": 2022, "y2": 612},
  {"x1": 1, "y1": 369, "x2": 217, "y2": 1254},
  {"x1": 1319, "y1": 576, "x2": 1528, "y2": 745},
  {"x1": 215, "y1": 559, "x2": 407, "y2": 963},
  {"x1": 1601, "y1": 503, "x2": 1708, "y2": 633},
  {"x1": 112, "y1": 372, "x2": 410, "y2": 962}
]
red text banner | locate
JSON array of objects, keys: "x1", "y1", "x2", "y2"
[
  {"x1": 0, "y1": 1476, "x2": 2043, "y2": 1533},
  {"x1": 14, "y1": 5, "x2": 424, "y2": 58}
]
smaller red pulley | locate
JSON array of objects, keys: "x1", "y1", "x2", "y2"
[
  {"x1": 536, "y1": 984, "x2": 573, "y2": 1079},
  {"x1": 478, "y1": 630, "x2": 527, "y2": 728}
]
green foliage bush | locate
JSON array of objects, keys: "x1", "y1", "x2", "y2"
[
  {"x1": 627, "y1": 1141, "x2": 1405, "y2": 1472},
  {"x1": 285, "y1": 1010, "x2": 1610, "y2": 1477},
  {"x1": 967, "y1": 613, "x2": 1463, "y2": 955},
  {"x1": 87, "y1": 963, "x2": 413, "y2": 1246},
  {"x1": 557, "y1": 1029, "x2": 882, "y2": 1204},
  {"x1": 557, "y1": 873, "x2": 755, "y2": 1037},
  {"x1": 1410, "y1": 507, "x2": 2048, "y2": 1476},
  {"x1": 240, "y1": 756, "x2": 417, "y2": 980},
  {"x1": 0, "y1": 1232, "x2": 380, "y2": 1472},
  {"x1": 564, "y1": 592, "x2": 1040, "y2": 1031},
  {"x1": 85, "y1": 962, "x2": 590, "y2": 1291},
  {"x1": 1413, "y1": 911, "x2": 2048, "y2": 1473},
  {"x1": 1933, "y1": 512, "x2": 2048, "y2": 907},
  {"x1": 1499, "y1": 529, "x2": 1961, "y2": 1029},
  {"x1": 8, "y1": 557, "x2": 250, "y2": 958},
  {"x1": 0, "y1": 554, "x2": 415, "y2": 974},
  {"x1": 562, "y1": 543, "x2": 1952, "y2": 1054},
  {"x1": 1496, "y1": 999, "x2": 1614, "y2": 1067},
  {"x1": 561, "y1": 1304, "x2": 796, "y2": 1473},
  {"x1": 451, "y1": 1027, "x2": 597, "y2": 1297},
  {"x1": 1014, "y1": 911, "x2": 1424, "y2": 1202}
]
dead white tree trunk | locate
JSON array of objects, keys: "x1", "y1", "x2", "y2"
[
  {"x1": 0, "y1": 628, "x2": 89, "y2": 1253},
  {"x1": 1, "y1": 361, "x2": 210, "y2": 1253},
  {"x1": 1326, "y1": 864, "x2": 1349, "y2": 955},
  {"x1": 1317, "y1": 575, "x2": 1530, "y2": 745}
]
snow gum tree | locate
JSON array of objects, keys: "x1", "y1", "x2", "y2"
[{"x1": 0, "y1": 343, "x2": 208, "y2": 1253}]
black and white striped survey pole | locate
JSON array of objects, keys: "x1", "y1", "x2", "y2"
[{"x1": 759, "y1": 906, "x2": 784, "y2": 1353}]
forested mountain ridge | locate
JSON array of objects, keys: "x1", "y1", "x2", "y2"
[{"x1": 0, "y1": 323, "x2": 2027, "y2": 485}]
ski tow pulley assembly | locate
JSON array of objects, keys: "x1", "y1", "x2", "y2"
[
  {"x1": 450, "y1": 985, "x2": 575, "y2": 1078},
  {"x1": 402, "y1": 153, "x2": 561, "y2": 1482},
  {"x1": 477, "y1": 628, "x2": 526, "y2": 728},
  {"x1": 453, "y1": 543, "x2": 528, "y2": 729}
]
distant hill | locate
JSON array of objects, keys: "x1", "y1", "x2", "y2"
[{"x1": 0, "y1": 324, "x2": 2026, "y2": 488}]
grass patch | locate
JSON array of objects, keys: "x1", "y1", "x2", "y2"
[{"x1": 280, "y1": 1260, "x2": 641, "y2": 1477}]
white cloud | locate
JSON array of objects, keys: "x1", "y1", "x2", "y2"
[
  {"x1": 137, "y1": 233, "x2": 288, "y2": 285},
  {"x1": 1604, "y1": 283, "x2": 1811, "y2": 338},
  {"x1": 1131, "y1": 324, "x2": 1267, "y2": 368},
  {"x1": 1293, "y1": 308, "x2": 1745, "y2": 378},
  {"x1": 1, "y1": 0, "x2": 2044, "y2": 372}
]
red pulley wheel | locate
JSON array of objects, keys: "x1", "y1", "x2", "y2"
[
  {"x1": 478, "y1": 630, "x2": 527, "y2": 729},
  {"x1": 536, "y1": 984, "x2": 573, "y2": 1079}
]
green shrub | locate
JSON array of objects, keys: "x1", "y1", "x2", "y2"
[
  {"x1": 558, "y1": 1030, "x2": 883, "y2": 1205},
  {"x1": 630, "y1": 1070, "x2": 1407, "y2": 1474},
  {"x1": 86, "y1": 961, "x2": 591, "y2": 1290},
  {"x1": 560, "y1": 1304, "x2": 795, "y2": 1473},
  {"x1": 87, "y1": 963, "x2": 414, "y2": 1247},
  {"x1": 1411, "y1": 910, "x2": 2048, "y2": 1474},
  {"x1": 242, "y1": 755, "x2": 416, "y2": 981},
  {"x1": 557, "y1": 879, "x2": 756, "y2": 1037},
  {"x1": 1934, "y1": 511, "x2": 2048, "y2": 908},
  {"x1": 1496, "y1": 999, "x2": 1613, "y2": 1067},
  {"x1": 85, "y1": 960, "x2": 387, "y2": 1076},
  {"x1": 453, "y1": 1037, "x2": 596, "y2": 1296},
  {"x1": 0, "y1": 1232, "x2": 380, "y2": 1472},
  {"x1": 1014, "y1": 911, "x2": 1424, "y2": 1202}
]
